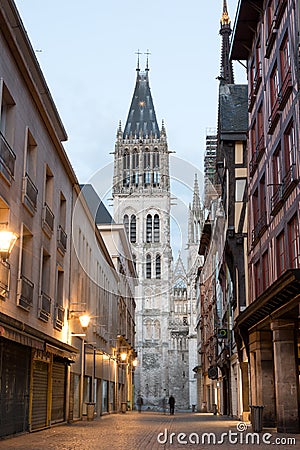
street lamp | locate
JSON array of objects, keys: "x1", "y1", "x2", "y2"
[
  {"x1": 120, "y1": 351, "x2": 127, "y2": 362},
  {"x1": 132, "y1": 358, "x2": 138, "y2": 368},
  {"x1": 69, "y1": 312, "x2": 91, "y2": 419},
  {"x1": 0, "y1": 229, "x2": 18, "y2": 261},
  {"x1": 79, "y1": 314, "x2": 91, "y2": 330}
]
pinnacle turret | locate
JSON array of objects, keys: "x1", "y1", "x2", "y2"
[
  {"x1": 219, "y1": 0, "x2": 234, "y2": 84},
  {"x1": 192, "y1": 174, "x2": 201, "y2": 211}
]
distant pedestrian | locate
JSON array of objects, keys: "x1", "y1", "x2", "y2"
[
  {"x1": 169, "y1": 395, "x2": 175, "y2": 415},
  {"x1": 137, "y1": 395, "x2": 143, "y2": 413}
]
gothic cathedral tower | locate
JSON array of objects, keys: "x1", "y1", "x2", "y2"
[{"x1": 112, "y1": 59, "x2": 172, "y2": 406}]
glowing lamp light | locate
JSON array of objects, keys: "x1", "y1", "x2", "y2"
[
  {"x1": 79, "y1": 314, "x2": 91, "y2": 330},
  {"x1": 0, "y1": 230, "x2": 18, "y2": 260},
  {"x1": 120, "y1": 352, "x2": 127, "y2": 362},
  {"x1": 132, "y1": 358, "x2": 138, "y2": 367}
]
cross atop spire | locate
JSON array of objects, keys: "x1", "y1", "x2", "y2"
[
  {"x1": 135, "y1": 49, "x2": 142, "y2": 71},
  {"x1": 144, "y1": 49, "x2": 151, "y2": 71}
]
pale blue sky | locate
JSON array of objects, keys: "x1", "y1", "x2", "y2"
[{"x1": 14, "y1": 0, "x2": 245, "y2": 259}]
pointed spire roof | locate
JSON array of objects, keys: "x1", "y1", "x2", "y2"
[
  {"x1": 192, "y1": 174, "x2": 201, "y2": 211},
  {"x1": 219, "y1": 0, "x2": 234, "y2": 84},
  {"x1": 123, "y1": 64, "x2": 160, "y2": 139},
  {"x1": 221, "y1": 0, "x2": 230, "y2": 26},
  {"x1": 174, "y1": 251, "x2": 186, "y2": 277}
]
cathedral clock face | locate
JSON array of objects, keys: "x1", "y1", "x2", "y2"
[{"x1": 139, "y1": 101, "x2": 145, "y2": 107}]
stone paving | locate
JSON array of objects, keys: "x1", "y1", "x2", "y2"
[{"x1": 0, "y1": 412, "x2": 298, "y2": 450}]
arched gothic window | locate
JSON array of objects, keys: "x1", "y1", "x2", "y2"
[
  {"x1": 130, "y1": 214, "x2": 136, "y2": 243},
  {"x1": 132, "y1": 151, "x2": 139, "y2": 186},
  {"x1": 154, "y1": 320, "x2": 161, "y2": 339},
  {"x1": 146, "y1": 214, "x2": 152, "y2": 243},
  {"x1": 145, "y1": 319, "x2": 152, "y2": 339},
  {"x1": 146, "y1": 254, "x2": 151, "y2": 279},
  {"x1": 132, "y1": 254, "x2": 137, "y2": 273},
  {"x1": 123, "y1": 215, "x2": 129, "y2": 236},
  {"x1": 144, "y1": 152, "x2": 151, "y2": 186},
  {"x1": 155, "y1": 254, "x2": 161, "y2": 279},
  {"x1": 154, "y1": 214, "x2": 160, "y2": 242},
  {"x1": 123, "y1": 152, "x2": 130, "y2": 187},
  {"x1": 153, "y1": 152, "x2": 159, "y2": 169},
  {"x1": 153, "y1": 152, "x2": 160, "y2": 186}
]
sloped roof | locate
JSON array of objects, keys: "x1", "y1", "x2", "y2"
[
  {"x1": 123, "y1": 69, "x2": 160, "y2": 138},
  {"x1": 219, "y1": 84, "x2": 248, "y2": 139},
  {"x1": 80, "y1": 184, "x2": 114, "y2": 225}
]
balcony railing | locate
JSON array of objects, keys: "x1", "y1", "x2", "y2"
[
  {"x1": 248, "y1": 64, "x2": 263, "y2": 112},
  {"x1": 278, "y1": 69, "x2": 293, "y2": 110},
  {"x1": 17, "y1": 275, "x2": 34, "y2": 311},
  {"x1": 248, "y1": 91, "x2": 256, "y2": 112},
  {"x1": 270, "y1": 164, "x2": 298, "y2": 216},
  {"x1": 0, "y1": 132, "x2": 16, "y2": 183},
  {"x1": 270, "y1": 184, "x2": 284, "y2": 215},
  {"x1": 252, "y1": 212, "x2": 268, "y2": 246},
  {"x1": 57, "y1": 225, "x2": 67, "y2": 254},
  {"x1": 282, "y1": 163, "x2": 298, "y2": 199},
  {"x1": 38, "y1": 292, "x2": 52, "y2": 322},
  {"x1": 274, "y1": 0, "x2": 288, "y2": 28},
  {"x1": 253, "y1": 62, "x2": 262, "y2": 95},
  {"x1": 22, "y1": 173, "x2": 38, "y2": 214},
  {"x1": 0, "y1": 260, "x2": 10, "y2": 298},
  {"x1": 54, "y1": 304, "x2": 65, "y2": 331},
  {"x1": 265, "y1": 20, "x2": 277, "y2": 58},
  {"x1": 42, "y1": 203, "x2": 54, "y2": 237},
  {"x1": 268, "y1": 97, "x2": 281, "y2": 134},
  {"x1": 249, "y1": 134, "x2": 265, "y2": 176}
]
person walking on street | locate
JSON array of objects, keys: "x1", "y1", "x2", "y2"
[
  {"x1": 137, "y1": 395, "x2": 143, "y2": 413},
  {"x1": 169, "y1": 395, "x2": 175, "y2": 415}
]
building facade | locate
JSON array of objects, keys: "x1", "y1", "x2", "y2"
[
  {"x1": 0, "y1": 0, "x2": 76, "y2": 434},
  {"x1": 186, "y1": 175, "x2": 204, "y2": 409},
  {"x1": 0, "y1": 0, "x2": 136, "y2": 437},
  {"x1": 231, "y1": 0, "x2": 300, "y2": 433},
  {"x1": 196, "y1": 0, "x2": 248, "y2": 419}
]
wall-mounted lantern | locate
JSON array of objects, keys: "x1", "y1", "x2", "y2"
[{"x1": 0, "y1": 228, "x2": 18, "y2": 261}]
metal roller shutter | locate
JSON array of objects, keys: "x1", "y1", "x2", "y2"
[
  {"x1": 0, "y1": 340, "x2": 30, "y2": 437},
  {"x1": 51, "y1": 360, "x2": 66, "y2": 423},
  {"x1": 31, "y1": 360, "x2": 48, "y2": 430}
]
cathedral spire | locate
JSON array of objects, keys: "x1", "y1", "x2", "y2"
[
  {"x1": 219, "y1": 0, "x2": 234, "y2": 84},
  {"x1": 123, "y1": 65, "x2": 160, "y2": 139}
]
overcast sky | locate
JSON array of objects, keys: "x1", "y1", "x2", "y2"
[{"x1": 14, "y1": 0, "x2": 246, "y2": 260}]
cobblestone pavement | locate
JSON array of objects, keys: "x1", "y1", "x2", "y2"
[{"x1": 0, "y1": 412, "x2": 298, "y2": 450}]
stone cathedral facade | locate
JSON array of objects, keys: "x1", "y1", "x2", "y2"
[{"x1": 112, "y1": 61, "x2": 203, "y2": 409}]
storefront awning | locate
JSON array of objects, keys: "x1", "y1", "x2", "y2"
[
  {"x1": 0, "y1": 323, "x2": 44, "y2": 349},
  {"x1": 45, "y1": 343, "x2": 77, "y2": 362}
]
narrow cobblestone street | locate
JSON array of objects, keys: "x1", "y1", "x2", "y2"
[{"x1": 0, "y1": 412, "x2": 297, "y2": 450}]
